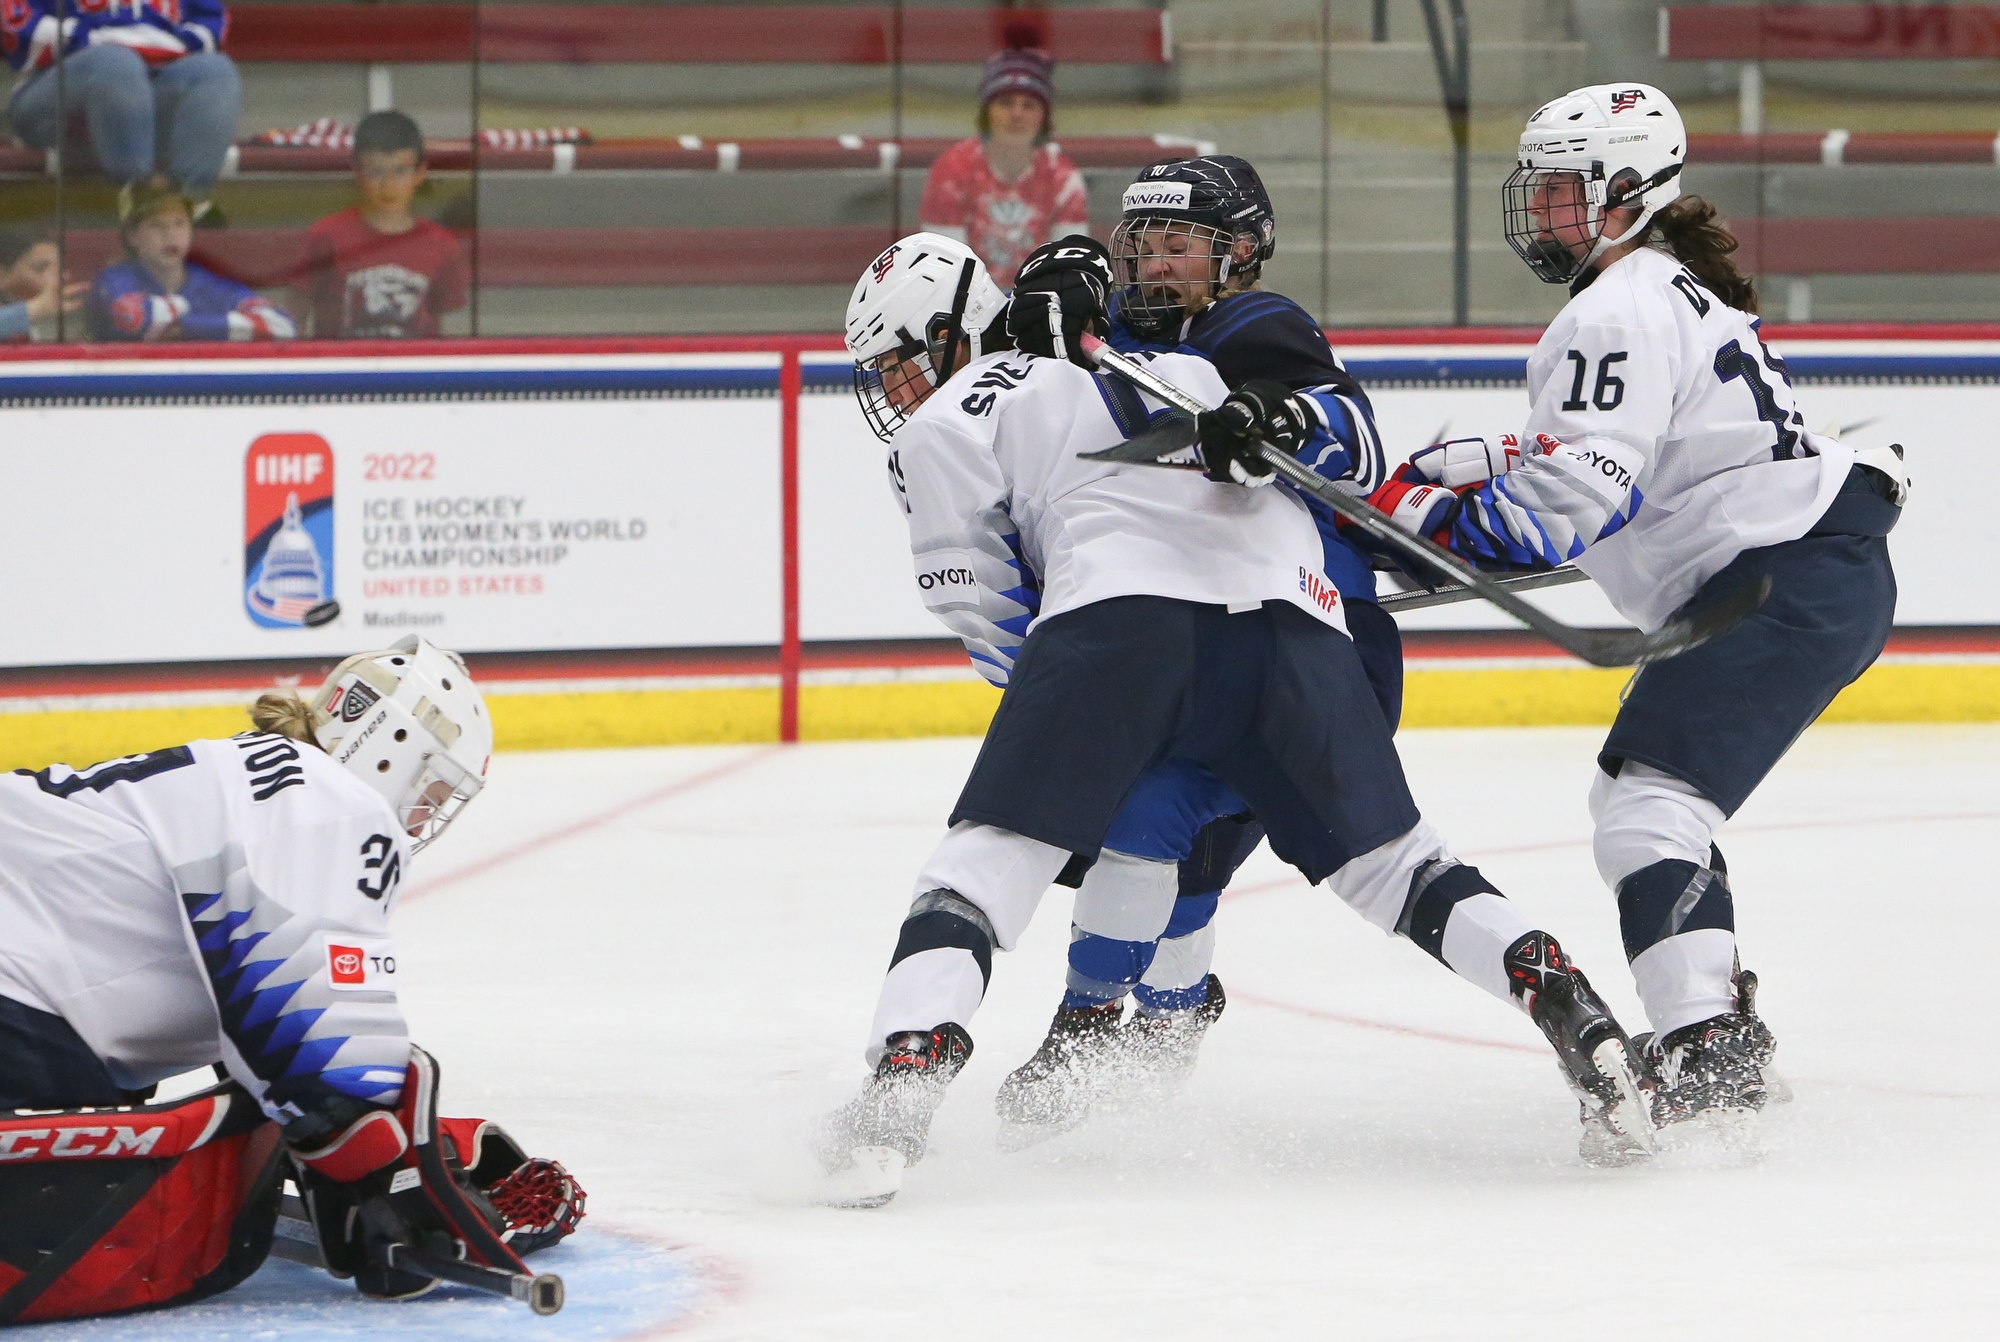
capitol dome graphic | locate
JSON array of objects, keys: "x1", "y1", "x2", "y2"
[{"x1": 247, "y1": 493, "x2": 328, "y2": 625}]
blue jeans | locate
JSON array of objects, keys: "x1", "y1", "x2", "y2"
[{"x1": 9, "y1": 45, "x2": 241, "y2": 197}]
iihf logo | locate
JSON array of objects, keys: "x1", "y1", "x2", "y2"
[
  {"x1": 871, "y1": 245, "x2": 901, "y2": 283},
  {"x1": 1610, "y1": 89, "x2": 1645, "y2": 113},
  {"x1": 244, "y1": 433, "x2": 338, "y2": 629}
]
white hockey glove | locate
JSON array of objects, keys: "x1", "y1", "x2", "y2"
[{"x1": 1408, "y1": 434, "x2": 1525, "y2": 488}]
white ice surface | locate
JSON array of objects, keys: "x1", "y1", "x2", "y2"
[{"x1": 80, "y1": 726, "x2": 2000, "y2": 1340}]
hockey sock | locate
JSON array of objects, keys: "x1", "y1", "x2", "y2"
[
  {"x1": 1396, "y1": 860, "x2": 1541, "y2": 1005},
  {"x1": 1132, "y1": 893, "x2": 1220, "y2": 1015},
  {"x1": 868, "y1": 890, "x2": 994, "y2": 1065},
  {"x1": 1063, "y1": 849, "x2": 1179, "y2": 1008},
  {"x1": 1617, "y1": 858, "x2": 1737, "y2": 1038}
]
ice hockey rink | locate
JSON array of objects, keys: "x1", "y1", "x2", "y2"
[{"x1": 20, "y1": 721, "x2": 1996, "y2": 1342}]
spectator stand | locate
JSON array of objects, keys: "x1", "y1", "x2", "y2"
[{"x1": 1662, "y1": 6, "x2": 2000, "y2": 319}]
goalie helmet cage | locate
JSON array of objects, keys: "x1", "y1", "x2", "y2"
[{"x1": 0, "y1": 1081, "x2": 285, "y2": 1325}]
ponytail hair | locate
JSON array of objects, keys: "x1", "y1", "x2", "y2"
[
  {"x1": 1648, "y1": 196, "x2": 1758, "y2": 314},
  {"x1": 249, "y1": 691, "x2": 326, "y2": 749}
]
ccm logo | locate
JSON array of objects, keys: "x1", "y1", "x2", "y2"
[
  {"x1": 1298, "y1": 567, "x2": 1341, "y2": 614},
  {"x1": 917, "y1": 568, "x2": 975, "y2": 590},
  {"x1": 0, "y1": 1125, "x2": 164, "y2": 1160}
]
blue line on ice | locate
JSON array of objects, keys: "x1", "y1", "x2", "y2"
[{"x1": 12, "y1": 1229, "x2": 699, "y2": 1340}]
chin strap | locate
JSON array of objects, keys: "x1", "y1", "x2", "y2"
[{"x1": 933, "y1": 258, "x2": 978, "y2": 383}]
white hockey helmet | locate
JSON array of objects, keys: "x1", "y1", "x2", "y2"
[
  {"x1": 308, "y1": 635, "x2": 493, "y2": 852},
  {"x1": 845, "y1": 232, "x2": 1008, "y2": 441},
  {"x1": 1503, "y1": 82, "x2": 1686, "y2": 284}
]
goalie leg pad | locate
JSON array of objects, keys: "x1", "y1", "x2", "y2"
[{"x1": 0, "y1": 1082, "x2": 283, "y2": 1325}]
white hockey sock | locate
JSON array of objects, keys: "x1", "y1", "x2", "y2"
[
  {"x1": 867, "y1": 947, "x2": 988, "y2": 1068},
  {"x1": 1630, "y1": 928, "x2": 1738, "y2": 1039},
  {"x1": 1439, "y1": 892, "x2": 1540, "y2": 1007}
]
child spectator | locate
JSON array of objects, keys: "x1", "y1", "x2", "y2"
[
  {"x1": 918, "y1": 44, "x2": 1088, "y2": 289},
  {"x1": 0, "y1": 225, "x2": 86, "y2": 342},
  {"x1": 3, "y1": 0, "x2": 240, "y2": 217},
  {"x1": 87, "y1": 177, "x2": 295, "y2": 342},
  {"x1": 295, "y1": 111, "x2": 468, "y2": 338}
]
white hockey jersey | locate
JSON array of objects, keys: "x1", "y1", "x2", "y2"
[
  {"x1": 888, "y1": 350, "x2": 1347, "y2": 685},
  {"x1": 1452, "y1": 245, "x2": 1853, "y2": 632},
  {"x1": 0, "y1": 736, "x2": 413, "y2": 1121}
]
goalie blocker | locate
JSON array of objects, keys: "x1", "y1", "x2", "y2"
[{"x1": 0, "y1": 1047, "x2": 583, "y2": 1324}]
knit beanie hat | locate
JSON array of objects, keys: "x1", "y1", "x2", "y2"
[{"x1": 978, "y1": 45, "x2": 1054, "y2": 116}]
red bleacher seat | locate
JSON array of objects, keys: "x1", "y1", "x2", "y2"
[
  {"x1": 223, "y1": 4, "x2": 1170, "y2": 65},
  {"x1": 1660, "y1": 5, "x2": 2000, "y2": 60},
  {"x1": 1687, "y1": 132, "x2": 2000, "y2": 165}
]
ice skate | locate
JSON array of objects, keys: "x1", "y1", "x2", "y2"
[
  {"x1": 814, "y1": 1023, "x2": 971, "y2": 1206},
  {"x1": 1645, "y1": 979, "x2": 1776, "y2": 1131},
  {"x1": 994, "y1": 999, "x2": 1124, "y2": 1151},
  {"x1": 1115, "y1": 973, "x2": 1227, "y2": 1096},
  {"x1": 1505, "y1": 932, "x2": 1656, "y2": 1167}
]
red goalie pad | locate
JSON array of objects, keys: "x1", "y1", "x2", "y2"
[{"x1": 0, "y1": 1082, "x2": 284, "y2": 1325}]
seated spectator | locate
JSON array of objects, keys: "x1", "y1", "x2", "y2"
[
  {"x1": 295, "y1": 111, "x2": 468, "y2": 338},
  {"x1": 87, "y1": 177, "x2": 294, "y2": 342},
  {"x1": 0, "y1": 224, "x2": 85, "y2": 342},
  {"x1": 3, "y1": 0, "x2": 240, "y2": 219},
  {"x1": 918, "y1": 44, "x2": 1088, "y2": 289}
]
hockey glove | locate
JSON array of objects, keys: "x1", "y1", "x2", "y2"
[
  {"x1": 289, "y1": 1046, "x2": 539, "y2": 1300},
  {"x1": 1195, "y1": 379, "x2": 1314, "y2": 487},
  {"x1": 1361, "y1": 464, "x2": 1461, "y2": 550},
  {"x1": 1408, "y1": 433, "x2": 1524, "y2": 487},
  {"x1": 1005, "y1": 235, "x2": 1114, "y2": 366}
]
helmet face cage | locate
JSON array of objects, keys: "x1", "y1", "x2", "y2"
[
  {"x1": 852, "y1": 340, "x2": 937, "y2": 443},
  {"x1": 400, "y1": 751, "x2": 481, "y2": 853},
  {"x1": 1109, "y1": 216, "x2": 1235, "y2": 339},
  {"x1": 1502, "y1": 165, "x2": 1605, "y2": 285}
]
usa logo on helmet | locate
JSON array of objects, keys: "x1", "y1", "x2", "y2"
[
  {"x1": 1610, "y1": 89, "x2": 1644, "y2": 113},
  {"x1": 871, "y1": 245, "x2": 901, "y2": 283}
]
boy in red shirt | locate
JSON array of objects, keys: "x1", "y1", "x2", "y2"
[{"x1": 297, "y1": 111, "x2": 468, "y2": 338}]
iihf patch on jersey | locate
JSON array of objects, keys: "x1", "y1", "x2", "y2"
[
  {"x1": 324, "y1": 934, "x2": 396, "y2": 991},
  {"x1": 245, "y1": 433, "x2": 335, "y2": 629}
]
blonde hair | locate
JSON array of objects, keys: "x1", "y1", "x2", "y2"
[{"x1": 249, "y1": 692, "x2": 326, "y2": 748}]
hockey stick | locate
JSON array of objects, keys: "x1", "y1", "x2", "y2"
[
  {"x1": 1075, "y1": 334, "x2": 1765, "y2": 668},
  {"x1": 274, "y1": 1201, "x2": 564, "y2": 1315},
  {"x1": 1375, "y1": 565, "x2": 1589, "y2": 613}
]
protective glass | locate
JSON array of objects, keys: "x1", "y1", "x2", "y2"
[
  {"x1": 401, "y1": 751, "x2": 483, "y2": 853},
  {"x1": 1108, "y1": 216, "x2": 1234, "y2": 338},
  {"x1": 1502, "y1": 166, "x2": 1602, "y2": 285},
  {"x1": 852, "y1": 344, "x2": 936, "y2": 442}
]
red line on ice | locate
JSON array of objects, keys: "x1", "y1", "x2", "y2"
[{"x1": 404, "y1": 746, "x2": 783, "y2": 903}]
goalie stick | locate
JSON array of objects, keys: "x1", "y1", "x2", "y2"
[
  {"x1": 274, "y1": 1193, "x2": 565, "y2": 1315},
  {"x1": 1074, "y1": 334, "x2": 1766, "y2": 669}
]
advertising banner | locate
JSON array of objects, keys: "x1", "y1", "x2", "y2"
[{"x1": 0, "y1": 341, "x2": 1993, "y2": 669}]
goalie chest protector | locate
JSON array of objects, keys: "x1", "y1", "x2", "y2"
[{"x1": 0, "y1": 1082, "x2": 283, "y2": 1324}]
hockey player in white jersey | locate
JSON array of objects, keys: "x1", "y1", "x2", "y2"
[
  {"x1": 817, "y1": 233, "x2": 1658, "y2": 1202},
  {"x1": 0, "y1": 637, "x2": 580, "y2": 1323},
  {"x1": 1363, "y1": 83, "x2": 1903, "y2": 1131}
]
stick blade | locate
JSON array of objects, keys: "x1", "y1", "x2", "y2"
[
  {"x1": 1565, "y1": 576, "x2": 1771, "y2": 668},
  {"x1": 1077, "y1": 414, "x2": 1203, "y2": 470}
]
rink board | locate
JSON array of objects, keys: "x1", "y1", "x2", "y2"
[{"x1": 1, "y1": 338, "x2": 1994, "y2": 763}]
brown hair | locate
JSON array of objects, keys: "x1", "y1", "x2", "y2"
[
  {"x1": 1648, "y1": 196, "x2": 1758, "y2": 314},
  {"x1": 249, "y1": 692, "x2": 325, "y2": 748}
]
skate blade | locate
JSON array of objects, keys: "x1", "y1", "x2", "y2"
[
  {"x1": 813, "y1": 1145, "x2": 907, "y2": 1208},
  {"x1": 1579, "y1": 1037, "x2": 1657, "y2": 1167}
]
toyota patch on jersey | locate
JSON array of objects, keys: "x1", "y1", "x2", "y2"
[{"x1": 324, "y1": 934, "x2": 397, "y2": 991}]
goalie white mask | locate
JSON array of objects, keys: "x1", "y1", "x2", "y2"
[
  {"x1": 308, "y1": 635, "x2": 493, "y2": 852},
  {"x1": 1503, "y1": 82, "x2": 1686, "y2": 285},
  {"x1": 845, "y1": 232, "x2": 1008, "y2": 441}
]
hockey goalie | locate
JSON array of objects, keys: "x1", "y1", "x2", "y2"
[{"x1": 0, "y1": 637, "x2": 583, "y2": 1323}]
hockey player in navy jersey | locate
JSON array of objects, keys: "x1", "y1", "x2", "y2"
[
  {"x1": 87, "y1": 176, "x2": 295, "y2": 343},
  {"x1": 988, "y1": 157, "x2": 1487, "y2": 1137},
  {"x1": 1363, "y1": 83, "x2": 1903, "y2": 1132},
  {"x1": 0, "y1": 638, "x2": 580, "y2": 1322},
  {"x1": 816, "y1": 232, "x2": 1656, "y2": 1204}
]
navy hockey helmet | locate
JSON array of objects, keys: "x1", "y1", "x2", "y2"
[{"x1": 1111, "y1": 154, "x2": 1277, "y2": 339}]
